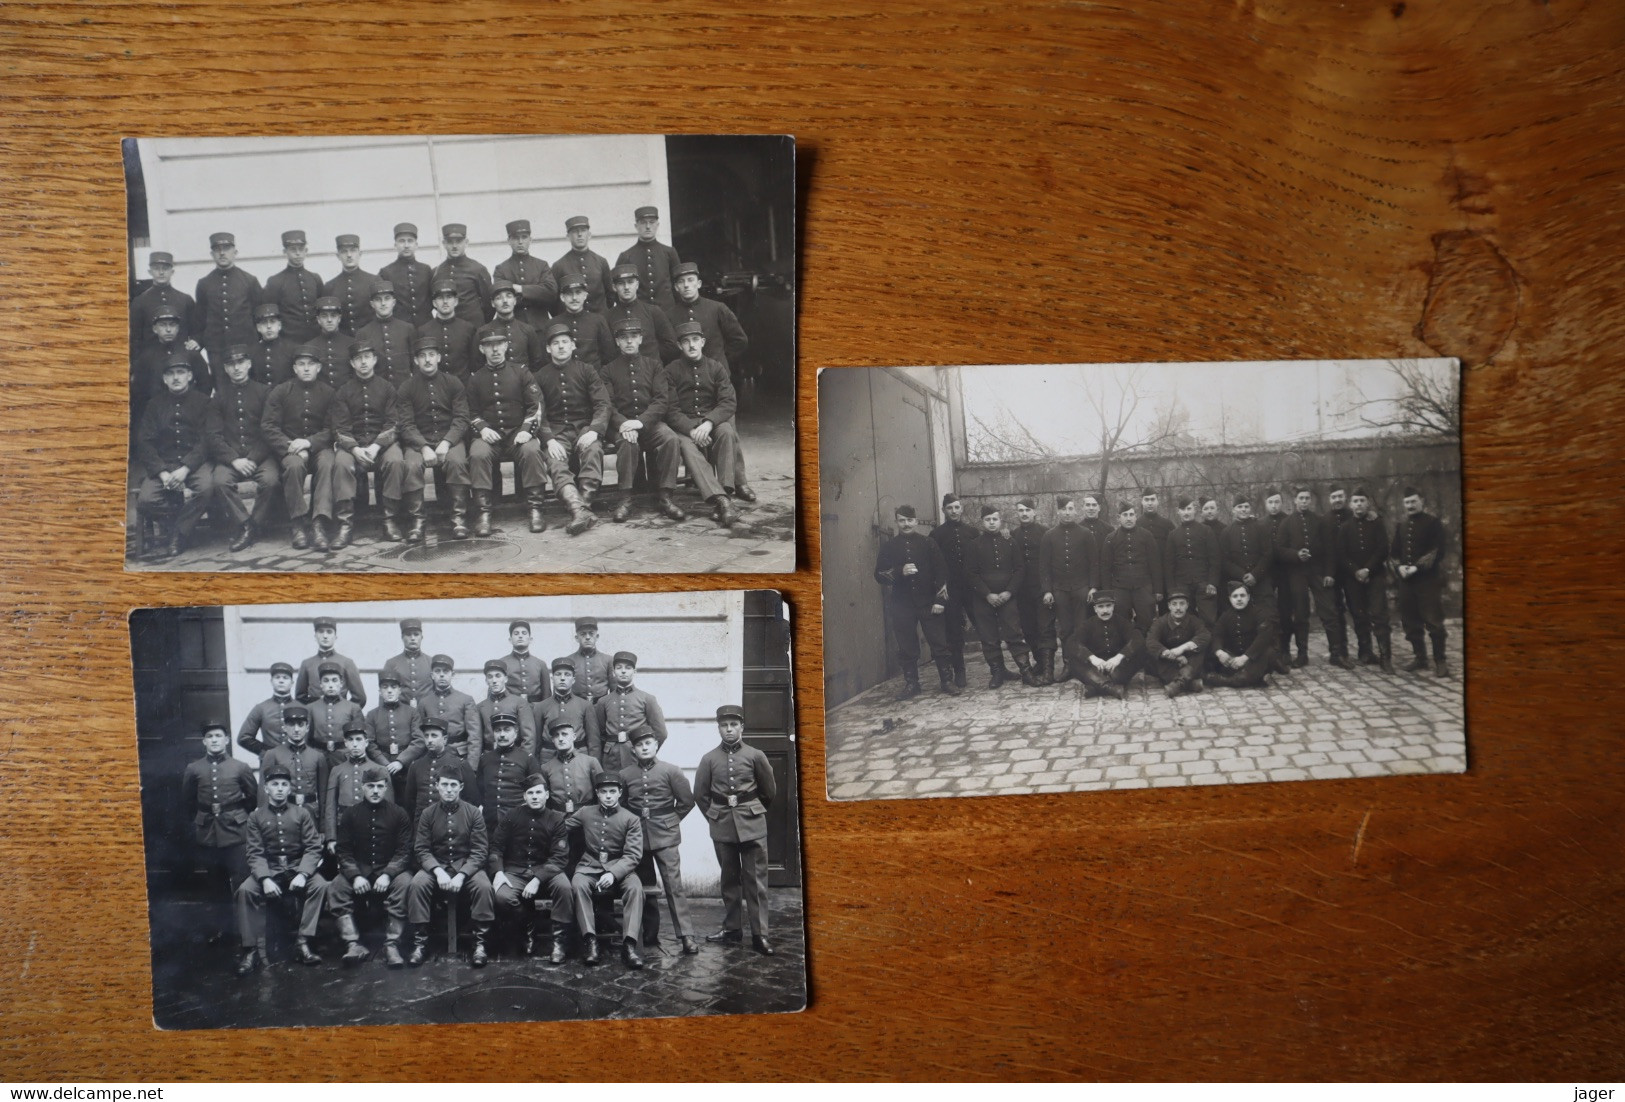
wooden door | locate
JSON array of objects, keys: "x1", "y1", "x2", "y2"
[{"x1": 741, "y1": 590, "x2": 801, "y2": 887}]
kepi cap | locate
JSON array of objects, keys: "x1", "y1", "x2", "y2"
[
  {"x1": 674, "y1": 320, "x2": 703, "y2": 339},
  {"x1": 209, "y1": 232, "x2": 235, "y2": 248},
  {"x1": 253, "y1": 303, "x2": 281, "y2": 320},
  {"x1": 611, "y1": 651, "x2": 637, "y2": 667},
  {"x1": 574, "y1": 617, "x2": 598, "y2": 631},
  {"x1": 335, "y1": 234, "x2": 360, "y2": 249},
  {"x1": 269, "y1": 661, "x2": 295, "y2": 677},
  {"x1": 564, "y1": 215, "x2": 590, "y2": 230},
  {"x1": 441, "y1": 223, "x2": 467, "y2": 239},
  {"x1": 430, "y1": 653, "x2": 455, "y2": 670},
  {"x1": 313, "y1": 616, "x2": 337, "y2": 630},
  {"x1": 504, "y1": 219, "x2": 530, "y2": 236},
  {"x1": 715, "y1": 704, "x2": 745, "y2": 723},
  {"x1": 281, "y1": 230, "x2": 306, "y2": 247},
  {"x1": 634, "y1": 206, "x2": 659, "y2": 220},
  {"x1": 392, "y1": 223, "x2": 418, "y2": 238}
]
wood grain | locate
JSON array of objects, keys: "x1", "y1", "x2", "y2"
[{"x1": 2, "y1": 0, "x2": 1623, "y2": 1081}]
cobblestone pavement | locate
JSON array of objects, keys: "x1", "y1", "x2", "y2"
[
  {"x1": 127, "y1": 411, "x2": 794, "y2": 574},
  {"x1": 826, "y1": 621, "x2": 1465, "y2": 801},
  {"x1": 150, "y1": 890, "x2": 806, "y2": 1029}
]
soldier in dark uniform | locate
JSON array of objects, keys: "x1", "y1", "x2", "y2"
[
  {"x1": 309, "y1": 296, "x2": 352, "y2": 387},
  {"x1": 233, "y1": 764, "x2": 328, "y2": 974},
  {"x1": 1039, "y1": 496, "x2": 1100, "y2": 682},
  {"x1": 129, "y1": 251, "x2": 196, "y2": 363},
  {"x1": 382, "y1": 619, "x2": 434, "y2": 707},
  {"x1": 1103, "y1": 502, "x2": 1164, "y2": 632},
  {"x1": 408, "y1": 772, "x2": 494, "y2": 966},
  {"x1": 331, "y1": 336, "x2": 405, "y2": 544},
  {"x1": 489, "y1": 774, "x2": 573, "y2": 962},
  {"x1": 394, "y1": 333, "x2": 473, "y2": 541},
  {"x1": 550, "y1": 272, "x2": 618, "y2": 369},
  {"x1": 308, "y1": 662, "x2": 367, "y2": 767},
  {"x1": 237, "y1": 662, "x2": 299, "y2": 759},
  {"x1": 322, "y1": 234, "x2": 376, "y2": 339},
  {"x1": 565, "y1": 772, "x2": 646, "y2": 968},
  {"x1": 1201, "y1": 497, "x2": 1228, "y2": 543},
  {"x1": 668, "y1": 261, "x2": 749, "y2": 381},
  {"x1": 616, "y1": 206, "x2": 683, "y2": 318},
  {"x1": 1078, "y1": 493, "x2": 1114, "y2": 554},
  {"x1": 354, "y1": 280, "x2": 416, "y2": 387},
  {"x1": 929, "y1": 493, "x2": 980, "y2": 689},
  {"x1": 1164, "y1": 497, "x2": 1222, "y2": 623},
  {"x1": 482, "y1": 284, "x2": 545, "y2": 369},
  {"x1": 596, "y1": 652, "x2": 669, "y2": 774},
  {"x1": 559, "y1": 616, "x2": 613, "y2": 704},
  {"x1": 1262, "y1": 488, "x2": 1293, "y2": 659},
  {"x1": 697, "y1": 704, "x2": 776, "y2": 955},
  {"x1": 1145, "y1": 589, "x2": 1211, "y2": 698},
  {"x1": 432, "y1": 223, "x2": 493, "y2": 327},
  {"x1": 418, "y1": 279, "x2": 478, "y2": 382},
  {"x1": 378, "y1": 223, "x2": 434, "y2": 330},
  {"x1": 1207, "y1": 580, "x2": 1280, "y2": 689},
  {"x1": 476, "y1": 663, "x2": 536, "y2": 765},
  {"x1": 533, "y1": 319, "x2": 610, "y2": 535},
  {"x1": 1274, "y1": 486, "x2": 1350, "y2": 669},
  {"x1": 325, "y1": 723, "x2": 392, "y2": 845},
  {"x1": 550, "y1": 215, "x2": 615, "y2": 315},
  {"x1": 207, "y1": 343, "x2": 278, "y2": 553},
  {"x1": 258, "y1": 706, "x2": 328, "y2": 821},
  {"x1": 966, "y1": 504, "x2": 1041, "y2": 688},
  {"x1": 195, "y1": 231, "x2": 261, "y2": 375},
  {"x1": 261, "y1": 345, "x2": 341, "y2": 551},
  {"x1": 496, "y1": 619, "x2": 548, "y2": 702},
  {"x1": 402, "y1": 719, "x2": 482, "y2": 823},
  {"x1": 1138, "y1": 491, "x2": 1175, "y2": 560},
  {"x1": 607, "y1": 264, "x2": 680, "y2": 363},
  {"x1": 535, "y1": 657, "x2": 602, "y2": 759},
  {"x1": 465, "y1": 329, "x2": 547, "y2": 537},
  {"x1": 540, "y1": 718, "x2": 603, "y2": 817},
  {"x1": 1220, "y1": 496, "x2": 1277, "y2": 670},
  {"x1": 493, "y1": 219, "x2": 558, "y2": 331},
  {"x1": 248, "y1": 303, "x2": 300, "y2": 388},
  {"x1": 1338, "y1": 487, "x2": 1394, "y2": 672},
  {"x1": 1064, "y1": 590, "x2": 1144, "y2": 699},
  {"x1": 874, "y1": 504, "x2": 955, "y2": 698},
  {"x1": 181, "y1": 721, "x2": 258, "y2": 942},
  {"x1": 1392, "y1": 486, "x2": 1450, "y2": 677},
  {"x1": 600, "y1": 316, "x2": 693, "y2": 524},
  {"x1": 662, "y1": 320, "x2": 753, "y2": 515},
  {"x1": 414, "y1": 660, "x2": 480, "y2": 779},
  {"x1": 477, "y1": 709, "x2": 543, "y2": 831},
  {"x1": 327, "y1": 765, "x2": 413, "y2": 967},
  {"x1": 296, "y1": 615, "x2": 366, "y2": 706},
  {"x1": 132, "y1": 307, "x2": 210, "y2": 427},
  {"x1": 264, "y1": 230, "x2": 324, "y2": 343},
  {"x1": 1325, "y1": 486, "x2": 1355, "y2": 653},
  {"x1": 364, "y1": 672, "x2": 424, "y2": 782},
  {"x1": 622, "y1": 727, "x2": 699, "y2": 954},
  {"x1": 1011, "y1": 497, "x2": 1056, "y2": 683},
  {"x1": 134, "y1": 355, "x2": 221, "y2": 561}
]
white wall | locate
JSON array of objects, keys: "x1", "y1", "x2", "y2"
[
  {"x1": 133, "y1": 135, "x2": 672, "y2": 292},
  {"x1": 221, "y1": 591, "x2": 743, "y2": 889}
]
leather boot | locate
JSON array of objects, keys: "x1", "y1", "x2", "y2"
[
  {"x1": 382, "y1": 499, "x2": 404, "y2": 542},
  {"x1": 656, "y1": 491, "x2": 686, "y2": 521},
  {"x1": 560, "y1": 483, "x2": 596, "y2": 535},
  {"x1": 293, "y1": 936, "x2": 321, "y2": 965},
  {"x1": 1379, "y1": 644, "x2": 1395, "y2": 674},
  {"x1": 384, "y1": 917, "x2": 406, "y2": 967},
  {"x1": 681, "y1": 935, "x2": 701, "y2": 955},
  {"x1": 524, "y1": 910, "x2": 549, "y2": 957},
  {"x1": 732, "y1": 483, "x2": 757, "y2": 504},
  {"x1": 405, "y1": 492, "x2": 426, "y2": 544},
  {"x1": 549, "y1": 930, "x2": 568, "y2": 965},
  {"x1": 449, "y1": 485, "x2": 470, "y2": 539},
  {"x1": 310, "y1": 516, "x2": 331, "y2": 552},
  {"x1": 526, "y1": 485, "x2": 549, "y2": 533},
  {"x1": 229, "y1": 521, "x2": 256, "y2": 552},
  {"x1": 339, "y1": 914, "x2": 370, "y2": 965},
  {"x1": 407, "y1": 925, "x2": 430, "y2": 966},
  {"x1": 1405, "y1": 647, "x2": 1429, "y2": 673},
  {"x1": 234, "y1": 947, "x2": 260, "y2": 977},
  {"x1": 1037, "y1": 648, "x2": 1055, "y2": 685},
  {"x1": 623, "y1": 940, "x2": 644, "y2": 969},
  {"x1": 470, "y1": 922, "x2": 489, "y2": 967},
  {"x1": 897, "y1": 664, "x2": 921, "y2": 700},
  {"x1": 711, "y1": 493, "x2": 737, "y2": 528},
  {"x1": 583, "y1": 935, "x2": 601, "y2": 965},
  {"x1": 1332, "y1": 650, "x2": 1356, "y2": 670},
  {"x1": 473, "y1": 490, "x2": 493, "y2": 537},
  {"x1": 936, "y1": 657, "x2": 960, "y2": 695},
  {"x1": 952, "y1": 657, "x2": 967, "y2": 688},
  {"x1": 332, "y1": 501, "x2": 354, "y2": 550},
  {"x1": 612, "y1": 495, "x2": 634, "y2": 523},
  {"x1": 1433, "y1": 640, "x2": 1451, "y2": 678},
  {"x1": 291, "y1": 518, "x2": 310, "y2": 550},
  {"x1": 987, "y1": 662, "x2": 1006, "y2": 690},
  {"x1": 579, "y1": 481, "x2": 598, "y2": 511},
  {"x1": 1292, "y1": 631, "x2": 1309, "y2": 667},
  {"x1": 1015, "y1": 654, "x2": 1042, "y2": 688}
]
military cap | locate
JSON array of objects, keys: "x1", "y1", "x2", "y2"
[
  {"x1": 1403, "y1": 485, "x2": 1421, "y2": 497},
  {"x1": 1056, "y1": 496, "x2": 1074, "y2": 509},
  {"x1": 269, "y1": 661, "x2": 296, "y2": 677},
  {"x1": 593, "y1": 772, "x2": 624, "y2": 790},
  {"x1": 149, "y1": 251, "x2": 175, "y2": 266},
  {"x1": 412, "y1": 334, "x2": 443, "y2": 355},
  {"x1": 1141, "y1": 489, "x2": 1159, "y2": 498},
  {"x1": 315, "y1": 296, "x2": 341, "y2": 312},
  {"x1": 1118, "y1": 501, "x2": 1136, "y2": 514},
  {"x1": 370, "y1": 279, "x2": 395, "y2": 298},
  {"x1": 284, "y1": 704, "x2": 311, "y2": 722},
  {"x1": 431, "y1": 278, "x2": 458, "y2": 296},
  {"x1": 441, "y1": 223, "x2": 467, "y2": 240},
  {"x1": 611, "y1": 264, "x2": 638, "y2": 281},
  {"x1": 524, "y1": 773, "x2": 549, "y2": 791},
  {"x1": 715, "y1": 704, "x2": 745, "y2": 723},
  {"x1": 546, "y1": 717, "x2": 577, "y2": 735},
  {"x1": 979, "y1": 504, "x2": 999, "y2": 518},
  {"x1": 348, "y1": 338, "x2": 376, "y2": 358},
  {"x1": 378, "y1": 671, "x2": 401, "y2": 685},
  {"x1": 490, "y1": 709, "x2": 520, "y2": 728},
  {"x1": 294, "y1": 342, "x2": 324, "y2": 363},
  {"x1": 673, "y1": 261, "x2": 701, "y2": 279},
  {"x1": 1200, "y1": 496, "x2": 1216, "y2": 506},
  {"x1": 393, "y1": 223, "x2": 419, "y2": 238},
  {"x1": 335, "y1": 234, "x2": 360, "y2": 249},
  {"x1": 1293, "y1": 485, "x2": 1312, "y2": 496},
  {"x1": 483, "y1": 659, "x2": 509, "y2": 675},
  {"x1": 1091, "y1": 590, "x2": 1117, "y2": 607},
  {"x1": 317, "y1": 661, "x2": 343, "y2": 678},
  {"x1": 629, "y1": 724, "x2": 659, "y2": 744},
  {"x1": 1330, "y1": 485, "x2": 1346, "y2": 496},
  {"x1": 1016, "y1": 497, "x2": 1036, "y2": 509},
  {"x1": 199, "y1": 719, "x2": 231, "y2": 737},
  {"x1": 504, "y1": 219, "x2": 530, "y2": 236},
  {"x1": 399, "y1": 618, "x2": 422, "y2": 633},
  {"x1": 551, "y1": 657, "x2": 576, "y2": 673},
  {"x1": 674, "y1": 320, "x2": 704, "y2": 339},
  {"x1": 1227, "y1": 579, "x2": 1251, "y2": 596},
  {"x1": 634, "y1": 206, "x2": 659, "y2": 220},
  {"x1": 162, "y1": 354, "x2": 195, "y2": 372},
  {"x1": 564, "y1": 215, "x2": 590, "y2": 230},
  {"x1": 1080, "y1": 492, "x2": 1100, "y2": 505},
  {"x1": 1177, "y1": 496, "x2": 1192, "y2": 509},
  {"x1": 1166, "y1": 588, "x2": 1191, "y2": 603},
  {"x1": 575, "y1": 616, "x2": 598, "y2": 631},
  {"x1": 420, "y1": 717, "x2": 447, "y2": 733},
  {"x1": 942, "y1": 493, "x2": 960, "y2": 506},
  {"x1": 281, "y1": 230, "x2": 307, "y2": 247},
  {"x1": 361, "y1": 765, "x2": 390, "y2": 784},
  {"x1": 1352, "y1": 487, "x2": 1371, "y2": 498},
  {"x1": 558, "y1": 272, "x2": 588, "y2": 292},
  {"x1": 545, "y1": 320, "x2": 575, "y2": 340},
  {"x1": 612, "y1": 316, "x2": 643, "y2": 335},
  {"x1": 343, "y1": 722, "x2": 368, "y2": 737},
  {"x1": 476, "y1": 325, "x2": 510, "y2": 346},
  {"x1": 430, "y1": 653, "x2": 455, "y2": 670},
  {"x1": 612, "y1": 651, "x2": 638, "y2": 667},
  {"x1": 223, "y1": 344, "x2": 252, "y2": 363},
  {"x1": 490, "y1": 279, "x2": 517, "y2": 298},
  {"x1": 313, "y1": 616, "x2": 338, "y2": 630},
  {"x1": 263, "y1": 764, "x2": 293, "y2": 783},
  {"x1": 509, "y1": 619, "x2": 531, "y2": 633},
  {"x1": 1264, "y1": 486, "x2": 1282, "y2": 498},
  {"x1": 895, "y1": 504, "x2": 917, "y2": 518},
  {"x1": 253, "y1": 303, "x2": 281, "y2": 320},
  {"x1": 209, "y1": 231, "x2": 235, "y2": 248}
]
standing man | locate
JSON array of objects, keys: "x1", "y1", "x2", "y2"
[
  {"x1": 322, "y1": 234, "x2": 375, "y2": 338},
  {"x1": 661, "y1": 320, "x2": 752, "y2": 514},
  {"x1": 595, "y1": 652, "x2": 668, "y2": 775},
  {"x1": 1392, "y1": 487, "x2": 1450, "y2": 677},
  {"x1": 606, "y1": 264, "x2": 680, "y2": 364},
  {"x1": 355, "y1": 280, "x2": 416, "y2": 386},
  {"x1": 130, "y1": 251, "x2": 196, "y2": 362},
  {"x1": 233, "y1": 764, "x2": 327, "y2": 974},
  {"x1": 402, "y1": 717, "x2": 481, "y2": 820},
  {"x1": 432, "y1": 223, "x2": 493, "y2": 327},
  {"x1": 295, "y1": 616, "x2": 366, "y2": 706},
  {"x1": 258, "y1": 706, "x2": 328, "y2": 821},
  {"x1": 1220, "y1": 496, "x2": 1274, "y2": 607},
  {"x1": 417, "y1": 279, "x2": 478, "y2": 382},
  {"x1": 476, "y1": 665, "x2": 537, "y2": 765},
  {"x1": 394, "y1": 333, "x2": 473, "y2": 541},
  {"x1": 1164, "y1": 496, "x2": 1222, "y2": 623},
  {"x1": 599, "y1": 316, "x2": 693, "y2": 524},
  {"x1": 549, "y1": 273, "x2": 618, "y2": 369},
  {"x1": 616, "y1": 205, "x2": 683, "y2": 317},
  {"x1": 1262, "y1": 488, "x2": 1293, "y2": 660},
  {"x1": 1138, "y1": 490, "x2": 1175, "y2": 559},
  {"x1": 194, "y1": 231, "x2": 262, "y2": 372},
  {"x1": 208, "y1": 343, "x2": 277, "y2": 554},
  {"x1": 696, "y1": 704, "x2": 776, "y2": 956},
  {"x1": 966, "y1": 504, "x2": 1041, "y2": 688},
  {"x1": 483, "y1": 282, "x2": 546, "y2": 369},
  {"x1": 668, "y1": 262, "x2": 749, "y2": 381},
  {"x1": 133, "y1": 355, "x2": 221, "y2": 561},
  {"x1": 181, "y1": 721, "x2": 258, "y2": 944},
  {"x1": 248, "y1": 304, "x2": 300, "y2": 388},
  {"x1": 535, "y1": 658, "x2": 602, "y2": 760},
  {"x1": 477, "y1": 709, "x2": 543, "y2": 830},
  {"x1": 465, "y1": 329, "x2": 547, "y2": 537},
  {"x1": 1337, "y1": 488, "x2": 1394, "y2": 672},
  {"x1": 621, "y1": 727, "x2": 700, "y2": 955},
  {"x1": 1102, "y1": 501, "x2": 1164, "y2": 632},
  {"x1": 564, "y1": 774, "x2": 646, "y2": 969},
  {"x1": 237, "y1": 662, "x2": 299, "y2": 759},
  {"x1": 559, "y1": 616, "x2": 613, "y2": 704},
  {"x1": 260, "y1": 345, "x2": 341, "y2": 551},
  {"x1": 1274, "y1": 486, "x2": 1350, "y2": 669},
  {"x1": 929, "y1": 493, "x2": 980, "y2": 690},
  {"x1": 415, "y1": 656, "x2": 480, "y2": 773},
  {"x1": 264, "y1": 230, "x2": 324, "y2": 343},
  {"x1": 1010, "y1": 497, "x2": 1056, "y2": 684},
  {"x1": 407, "y1": 772, "x2": 494, "y2": 966},
  {"x1": 308, "y1": 664, "x2": 367, "y2": 766},
  {"x1": 364, "y1": 672, "x2": 424, "y2": 782},
  {"x1": 533, "y1": 320, "x2": 611, "y2": 535},
  {"x1": 874, "y1": 504, "x2": 955, "y2": 698},
  {"x1": 492, "y1": 219, "x2": 557, "y2": 330},
  {"x1": 495, "y1": 619, "x2": 548, "y2": 703},
  {"x1": 330, "y1": 336, "x2": 406, "y2": 545},
  {"x1": 381, "y1": 618, "x2": 434, "y2": 707},
  {"x1": 378, "y1": 223, "x2": 434, "y2": 330},
  {"x1": 539, "y1": 718, "x2": 602, "y2": 818},
  {"x1": 1039, "y1": 496, "x2": 1100, "y2": 682},
  {"x1": 1078, "y1": 493, "x2": 1114, "y2": 553},
  {"x1": 550, "y1": 215, "x2": 614, "y2": 314},
  {"x1": 1200, "y1": 496, "x2": 1228, "y2": 543},
  {"x1": 1325, "y1": 486, "x2": 1355, "y2": 650},
  {"x1": 132, "y1": 308, "x2": 209, "y2": 426},
  {"x1": 308, "y1": 297, "x2": 352, "y2": 386}
]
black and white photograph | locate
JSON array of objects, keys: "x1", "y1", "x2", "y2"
[
  {"x1": 123, "y1": 134, "x2": 795, "y2": 573},
  {"x1": 130, "y1": 590, "x2": 804, "y2": 1029},
  {"x1": 820, "y1": 360, "x2": 1464, "y2": 801}
]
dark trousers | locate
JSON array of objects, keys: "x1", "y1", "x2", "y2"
[
  {"x1": 279, "y1": 448, "x2": 343, "y2": 520},
  {"x1": 714, "y1": 838, "x2": 770, "y2": 936},
  {"x1": 542, "y1": 429, "x2": 604, "y2": 491},
  {"x1": 209, "y1": 462, "x2": 279, "y2": 529},
  {"x1": 1206, "y1": 647, "x2": 1275, "y2": 687},
  {"x1": 326, "y1": 869, "x2": 411, "y2": 921},
  {"x1": 1151, "y1": 649, "x2": 1207, "y2": 685},
  {"x1": 136, "y1": 466, "x2": 216, "y2": 539},
  {"x1": 195, "y1": 842, "x2": 249, "y2": 936},
  {"x1": 692, "y1": 420, "x2": 746, "y2": 491},
  {"x1": 570, "y1": 872, "x2": 643, "y2": 941},
  {"x1": 941, "y1": 581, "x2": 976, "y2": 662},
  {"x1": 402, "y1": 442, "x2": 470, "y2": 490},
  {"x1": 494, "y1": 872, "x2": 573, "y2": 924},
  {"x1": 1343, "y1": 573, "x2": 1392, "y2": 653},
  {"x1": 1065, "y1": 646, "x2": 1142, "y2": 692},
  {"x1": 1397, "y1": 573, "x2": 1447, "y2": 657},
  {"x1": 1052, "y1": 586, "x2": 1093, "y2": 644},
  {"x1": 1116, "y1": 583, "x2": 1156, "y2": 633},
  {"x1": 407, "y1": 868, "x2": 495, "y2": 924},
  {"x1": 888, "y1": 600, "x2": 948, "y2": 668},
  {"x1": 1014, "y1": 589, "x2": 1056, "y2": 656},
  {"x1": 1286, "y1": 569, "x2": 1347, "y2": 655},
  {"x1": 469, "y1": 436, "x2": 545, "y2": 494},
  {"x1": 637, "y1": 845, "x2": 693, "y2": 939},
  {"x1": 971, "y1": 595, "x2": 1030, "y2": 665},
  {"x1": 612, "y1": 422, "x2": 689, "y2": 493},
  {"x1": 235, "y1": 872, "x2": 328, "y2": 947},
  {"x1": 336, "y1": 443, "x2": 413, "y2": 503}
]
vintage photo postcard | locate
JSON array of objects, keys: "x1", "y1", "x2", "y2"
[
  {"x1": 820, "y1": 360, "x2": 1464, "y2": 801},
  {"x1": 124, "y1": 135, "x2": 795, "y2": 573},
  {"x1": 130, "y1": 590, "x2": 803, "y2": 1028}
]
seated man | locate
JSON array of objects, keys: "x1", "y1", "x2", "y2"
[
  {"x1": 1063, "y1": 590, "x2": 1143, "y2": 700},
  {"x1": 565, "y1": 772, "x2": 646, "y2": 969},
  {"x1": 207, "y1": 343, "x2": 279, "y2": 554},
  {"x1": 330, "y1": 336, "x2": 407, "y2": 544},
  {"x1": 532, "y1": 319, "x2": 611, "y2": 535},
  {"x1": 599, "y1": 316, "x2": 693, "y2": 524},
  {"x1": 1207, "y1": 580, "x2": 1280, "y2": 689},
  {"x1": 661, "y1": 320, "x2": 752, "y2": 520},
  {"x1": 489, "y1": 773, "x2": 574, "y2": 963},
  {"x1": 260, "y1": 344, "x2": 341, "y2": 551},
  {"x1": 134, "y1": 354, "x2": 221, "y2": 561},
  {"x1": 393, "y1": 334, "x2": 472, "y2": 542},
  {"x1": 327, "y1": 765, "x2": 412, "y2": 966},
  {"x1": 407, "y1": 772, "x2": 494, "y2": 966},
  {"x1": 464, "y1": 328, "x2": 546, "y2": 536},
  {"x1": 233, "y1": 765, "x2": 328, "y2": 975},
  {"x1": 1145, "y1": 588, "x2": 1211, "y2": 698}
]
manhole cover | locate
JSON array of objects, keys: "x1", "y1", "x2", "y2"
[
  {"x1": 395, "y1": 536, "x2": 527, "y2": 568},
  {"x1": 446, "y1": 982, "x2": 584, "y2": 1023}
]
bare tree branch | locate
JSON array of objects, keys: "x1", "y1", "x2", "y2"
[{"x1": 1347, "y1": 359, "x2": 1461, "y2": 439}]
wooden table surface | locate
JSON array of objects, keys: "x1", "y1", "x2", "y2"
[{"x1": 2, "y1": 0, "x2": 1622, "y2": 1082}]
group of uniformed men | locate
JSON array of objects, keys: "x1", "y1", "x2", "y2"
[
  {"x1": 183, "y1": 614, "x2": 778, "y2": 978},
  {"x1": 875, "y1": 484, "x2": 1452, "y2": 699},
  {"x1": 130, "y1": 211, "x2": 758, "y2": 560}
]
